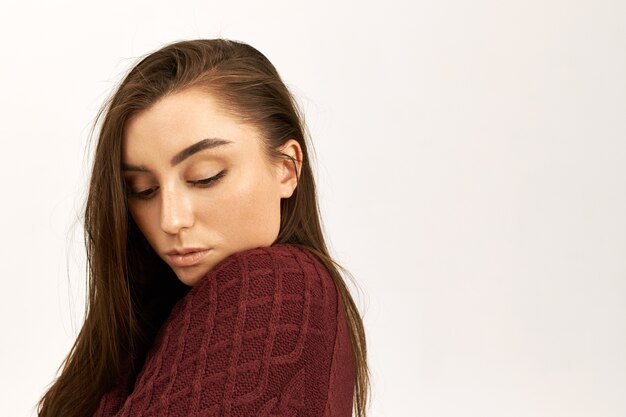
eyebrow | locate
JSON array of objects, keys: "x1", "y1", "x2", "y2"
[{"x1": 121, "y1": 137, "x2": 233, "y2": 173}]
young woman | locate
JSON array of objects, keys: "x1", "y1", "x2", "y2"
[{"x1": 36, "y1": 39, "x2": 370, "y2": 417}]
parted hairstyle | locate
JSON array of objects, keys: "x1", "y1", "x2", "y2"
[{"x1": 36, "y1": 38, "x2": 370, "y2": 417}]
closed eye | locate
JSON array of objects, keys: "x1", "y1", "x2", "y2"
[
  {"x1": 127, "y1": 170, "x2": 227, "y2": 200},
  {"x1": 192, "y1": 171, "x2": 227, "y2": 186}
]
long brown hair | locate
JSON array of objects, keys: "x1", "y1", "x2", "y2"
[{"x1": 37, "y1": 38, "x2": 370, "y2": 417}]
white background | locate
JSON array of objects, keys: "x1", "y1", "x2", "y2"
[{"x1": 1, "y1": 1, "x2": 625, "y2": 416}]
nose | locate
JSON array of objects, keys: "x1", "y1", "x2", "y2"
[{"x1": 159, "y1": 185, "x2": 194, "y2": 235}]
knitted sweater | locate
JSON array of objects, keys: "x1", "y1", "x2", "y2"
[{"x1": 93, "y1": 243, "x2": 355, "y2": 417}]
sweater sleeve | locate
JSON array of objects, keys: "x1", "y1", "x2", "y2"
[{"x1": 93, "y1": 243, "x2": 351, "y2": 417}]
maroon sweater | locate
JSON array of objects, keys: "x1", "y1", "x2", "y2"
[{"x1": 93, "y1": 243, "x2": 355, "y2": 416}]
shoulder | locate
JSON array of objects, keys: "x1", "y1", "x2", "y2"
[
  {"x1": 123, "y1": 243, "x2": 342, "y2": 415},
  {"x1": 188, "y1": 243, "x2": 334, "y2": 304},
  {"x1": 205, "y1": 243, "x2": 328, "y2": 283},
  {"x1": 164, "y1": 243, "x2": 339, "y2": 334}
]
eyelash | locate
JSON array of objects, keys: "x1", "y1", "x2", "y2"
[{"x1": 127, "y1": 170, "x2": 227, "y2": 201}]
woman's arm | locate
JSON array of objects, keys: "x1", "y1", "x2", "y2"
[{"x1": 94, "y1": 244, "x2": 348, "y2": 417}]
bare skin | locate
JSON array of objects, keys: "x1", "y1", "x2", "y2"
[{"x1": 121, "y1": 87, "x2": 302, "y2": 286}]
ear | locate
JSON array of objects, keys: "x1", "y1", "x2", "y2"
[{"x1": 276, "y1": 139, "x2": 303, "y2": 199}]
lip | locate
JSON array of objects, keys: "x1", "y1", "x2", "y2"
[
  {"x1": 166, "y1": 249, "x2": 211, "y2": 267},
  {"x1": 167, "y1": 247, "x2": 208, "y2": 255}
]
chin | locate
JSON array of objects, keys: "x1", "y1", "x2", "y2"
[{"x1": 171, "y1": 266, "x2": 208, "y2": 287}]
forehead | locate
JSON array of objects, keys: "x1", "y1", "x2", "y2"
[{"x1": 122, "y1": 88, "x2": 263, "y2": 164}]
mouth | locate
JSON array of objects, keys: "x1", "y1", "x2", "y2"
[{"x1": 166, "y1": 249, "x2": 211, "y2": 267}]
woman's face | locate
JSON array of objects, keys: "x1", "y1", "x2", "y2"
[{"x1": 121, "y1": 87, "x2": 302, "y2": 286}]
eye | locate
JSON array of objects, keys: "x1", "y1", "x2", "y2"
[
  {"x1": 127, "y1": 187, "x2": 157, "y2": 200},
  {"x1": 192, "y1": 169, "x2": 227, "y2": 187},
  {"x1": 126, "y1": 170, "x2": 227, "y2": 201}
]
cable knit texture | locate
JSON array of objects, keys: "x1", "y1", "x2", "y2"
[{"x1": 93, "y1": 243, "x2": 355, "y2": 417}]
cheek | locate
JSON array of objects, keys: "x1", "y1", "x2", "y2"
[
  {"x1": 128, "y1": 205, "x2": 158, "y2": 243},
  {"x1": 206, "y1": 171, "x2": 280, "y2": 233}
]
